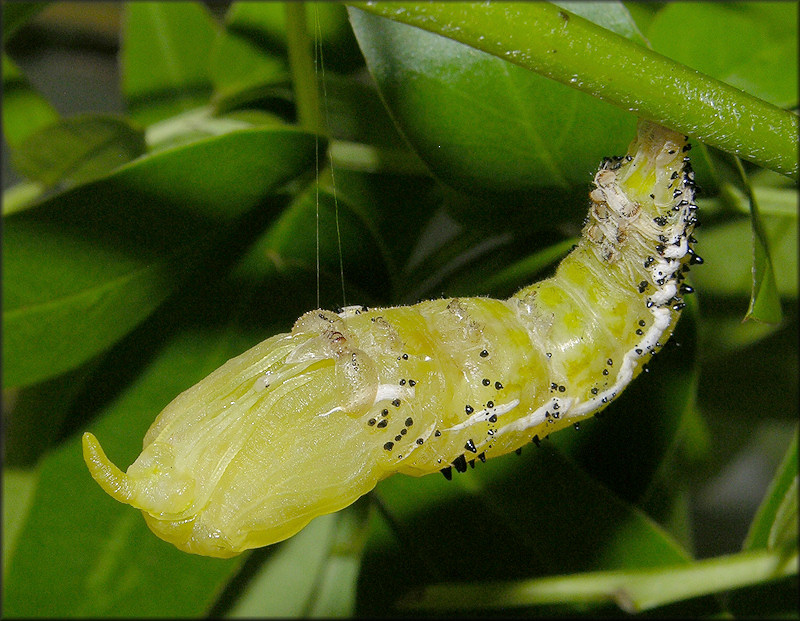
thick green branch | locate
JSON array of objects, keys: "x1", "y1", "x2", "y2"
[
  {"x1": 350, "y1": 2, "x2": 798, "y2": 180},
  {"x1": 401, "y1": 546, "x2": 799, "y2": 613}
]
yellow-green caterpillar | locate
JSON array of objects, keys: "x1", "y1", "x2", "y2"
[{"x1": 83, "y1": 119, "x2": 699, "y2": 558}]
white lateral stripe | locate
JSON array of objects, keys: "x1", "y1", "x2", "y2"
[{"x1": 442, "y1": 399, "x2": 521, "y2": 433}]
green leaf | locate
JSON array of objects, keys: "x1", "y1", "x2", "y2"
[
  {"x1": 722, "y1": 181, "x2": 799, "y2": 219},
  {"x1": 2, "y1": 209, "x2": 344, "y2": 617},
  {"x1": 10, "y1": 114, "x2": 146, "y2": 189},
  {"x1": 327, "y1": 168, "x2": 442, "y2": 278},
  {"x1": 223, "y1": 1, "x2": 363, "y2": 73},
  {"x1": 209, "y1": 24, "x2": 288, "y2": 114},
  {"x1": 349, "y1": 1, "x2": 798, "y2": 180},
  {"x1": 304, "y1": 499, "x2": 371, "y2": 616},
  {"x1": 254, "y1": 182, "x2": 393, "y2": 300},
  {"x1": 146, "y1": 107, "x2": 286, "y2": 153},
  {"x1": 4, "y1": 363, "x2": 100, "y2": 468},
  {"x1": 121, "y1": 2, "x2": 218, "y2": 125},
  {"x1": 223, "y1": 514, "x2": 342, "y2": 617},
  {"x1": 320, "y1": 74, "x2": 414, "y2": 149},
  {"x1": 647, "y1": 3, "x2": 799, "y2": 109},
  {"x1": 3, "y1": 127, "x2": 317, "y2": 389},
  {"x1": 1, "y1": 1, "x2": 49, "y2": 40},
  {"x1": 2, "y1": 326, "x2": 252, "y2": 617},
  {"x1": 1, "y1": 180, "x2": 47, "y2": 217},
  {"x1": 359, "y1": 444, "x2": 695, "y2": 616},
  {"x1": 733, "y1": 160, "x2": 785, "y2": 323},
  {"x1": 472, "y1": 237, "x2": 578, "y2": 297},
  {"x1": 690, "y1": 210, "x2": 797, "y2": 302},
  {"x1": 219, "y1": 499, "x2": 369, "y2": 617},
  {"x1": 349, "y1": 6, "x2": 637, "y2": 194},
  {"x1": 2, "y1": 468, "x2": 40, "y2": 575},
  {"x1": 1, "y1": 54, "x2": 59, "y2": 149},
  {"x1": 745, "y1": 431, "x2": 799, "y2": 551},
  {"x1": 143, "y1": 106, "x2": 283, "y2": 153}
]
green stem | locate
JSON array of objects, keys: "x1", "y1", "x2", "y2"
[
  {"x1": 401, "y1": 546, "x2": 799, "y2": 613},
  {"x1": 349, "y1": 2, "x2": 798, "y2": 180},
  {"x1": 285, "y1": 2, "x2": 322, "y2": 134}
]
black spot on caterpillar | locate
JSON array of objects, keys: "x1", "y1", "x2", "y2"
[{"x1": 83, "y1": 120, "x2": 699, "y2": 558}]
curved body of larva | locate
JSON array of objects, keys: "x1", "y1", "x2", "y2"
[{"x1": 83, "y1": 120, "x2": 699, "y2": 558}]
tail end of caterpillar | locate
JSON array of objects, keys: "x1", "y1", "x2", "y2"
[
  {"x1": 82, "y1": 432, "x2": 136, "y2": 504},
  {"x1": 83, "y1": 432, "x2": 223, "y2": 556},
  {"x1": 83, "y1": 431, "x2": 199, "y2": 526}
]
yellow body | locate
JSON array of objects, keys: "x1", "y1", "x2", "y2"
[{"x1": 83, "y1": 120, "x2": 698, "y2": 557}]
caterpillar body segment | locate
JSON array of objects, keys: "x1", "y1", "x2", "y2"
[{"x1": 82, "y1": 120, "x2": 698, "y2": 557}]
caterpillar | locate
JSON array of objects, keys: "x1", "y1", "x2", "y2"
[{"x1": 83, "y1": 119, "x2": 699, "y2": 558}]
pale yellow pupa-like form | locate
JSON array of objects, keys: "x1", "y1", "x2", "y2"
[{"x1": 83, "y1": 119, "x2": 699, "y2": 557}]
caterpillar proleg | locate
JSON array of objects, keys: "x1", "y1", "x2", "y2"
[{"x1": 83, "y1": 119, "x2": 699, "y2": 558}]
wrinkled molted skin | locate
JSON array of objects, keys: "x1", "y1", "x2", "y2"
[{"x1": 83, "y1": 120, "x2": 699, "y2": 557}]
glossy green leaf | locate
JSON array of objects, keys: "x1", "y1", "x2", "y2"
[
  {"x1": 706, "y1": 157, "x2": 787, "y2": 324},
  {"x1": 121, "y1": 2, "x2": 218, "y2": 125},
  {"x1": 10, "y1": 114, "x2": 146, "y2": 189},
  {"x1": 349, "y1": 1, "x2": 798, "y2": 180},
  {"x1": 143, "y1": 106, "x2": 283, "y2": 153},
  {"x1": 1, "y1": 54, "x2": 59, "y2": 149},
  {"x1": 349, "y1": 6, "x2": 637, "y2": 194},
  {"x1": 745, "y1": 431, "x2": 799, "y2": 551},
  {"x1": 145, "y1": 107, "x2": 286, "y2": 153},
  {"x1": 304, "y1": 499, "x2": 371, "y2": 616},
  {"x1": 647, "y1": 3, "x2": 799, "y2": 109},
  {"x1": 723, "y1": 181, "x2": 799, "y2": 219},
  {"x1": 317, "y1": 73, "x2": 411, "y2": 149},
  {"x1": 3, "y1": 127, "x2": 317, "y2": 389}
]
